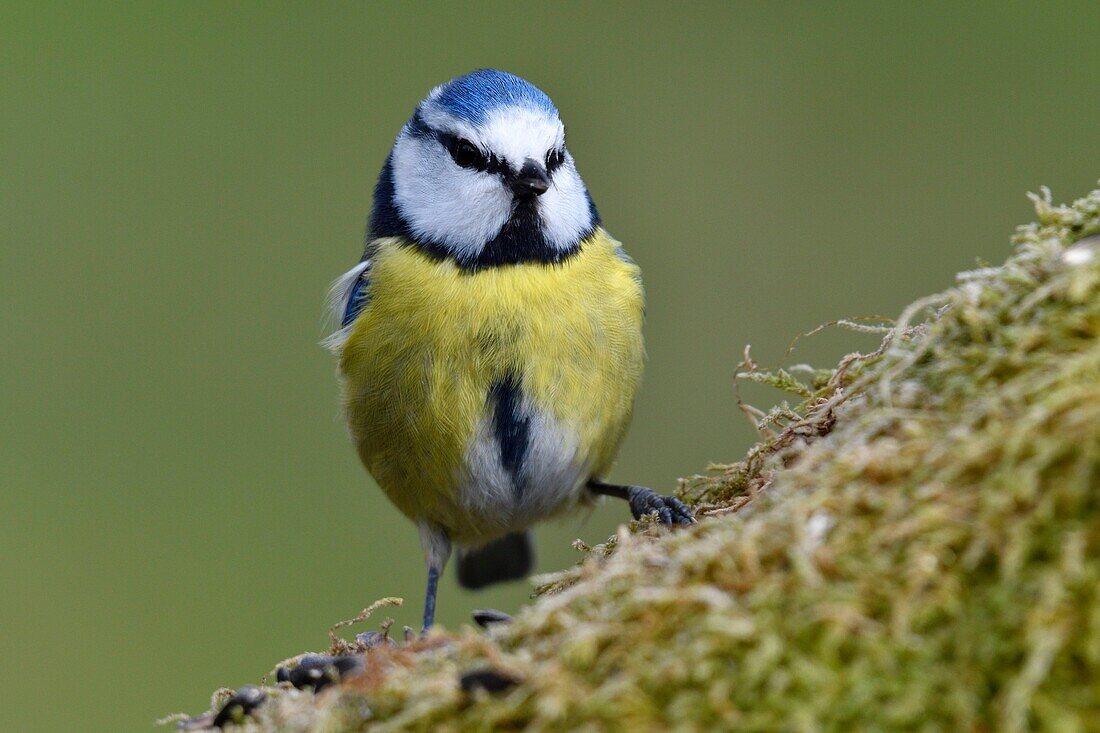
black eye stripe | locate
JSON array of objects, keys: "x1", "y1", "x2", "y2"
[
  {"x1": 485, "y1": 154, "x2": 509, "y2": 176},
  {"x1": 429, "y1": 127, "x2": 563, "y2": 178},
  {"x1": 546, "y1": 147, "x2": 565, "y2": 172},
  {"x1": 441, "y1": 134, "x2": 487, "y2": 171}
]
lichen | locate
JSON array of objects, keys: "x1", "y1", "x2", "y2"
[{"x1": 185, "y1": 185, "x2": 1100, "y2": 732}]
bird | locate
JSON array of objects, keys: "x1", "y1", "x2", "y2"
[{"x1": 324, "y1": 69, "x2": 693, "y2": 632}]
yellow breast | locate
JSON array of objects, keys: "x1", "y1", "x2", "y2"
[{"x1": 337, "y1": 228, "x2": 644, "y2": 542}]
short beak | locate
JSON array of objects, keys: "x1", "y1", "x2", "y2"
[{"x1": 508, "y1": 159, "x2": 550, "y2": 199}]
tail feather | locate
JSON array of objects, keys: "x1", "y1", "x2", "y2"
[{"x1": 456, "y1": 531, "x2": 535, "y2": 590}]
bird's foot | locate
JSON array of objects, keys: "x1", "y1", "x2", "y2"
[{"x1": 626, "y1": 486, "x2": 694, "y2": 525}]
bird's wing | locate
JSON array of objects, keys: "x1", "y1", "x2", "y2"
[{"x1": 321, "y1": 257, "x2": 372, "y2": 353}]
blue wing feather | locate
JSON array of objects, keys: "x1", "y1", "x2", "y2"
[
  {"x1": 342, "y1": 274, "x2": 370, "y2": 327},
  {"x1": 322, "y1": 258, "x2": 372, "y2": 352}
]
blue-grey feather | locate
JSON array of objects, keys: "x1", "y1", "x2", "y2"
[
  {"x1": 430, "y1": 69, "x2": 557, "y2": 124},
  {"x1": 341, "y1": 274, "x2": 371, "y2": 327}
]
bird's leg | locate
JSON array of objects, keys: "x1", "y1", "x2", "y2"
[
  {"x1": 417, "y1": 522, "x2": 452, "y2": 633},
  {"x1": 422, "y1": 566, "x2": 441, "y2": 632},
  {"x1": 587, "y1": 480, "x2": 694, "y2": 525}
]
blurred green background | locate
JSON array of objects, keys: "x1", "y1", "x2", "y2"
[{"x1": 2, "y1": 2, "x2": 1097, "y2": 730}]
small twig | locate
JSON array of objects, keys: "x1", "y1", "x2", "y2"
[{"x1": 328, "y1": 597, "x2": 403, "y2": 648}]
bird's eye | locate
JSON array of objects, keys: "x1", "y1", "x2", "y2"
[
  {"x1": 546, "y1": 148, "x2": 565, "y2": 172},
  {"x1": 448, "y1": 138, "x2": 485, "y2": 170}
]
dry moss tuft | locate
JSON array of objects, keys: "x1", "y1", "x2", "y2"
[{"x1": 192, "y1": 185, "x2": 1100, "y2": 732}]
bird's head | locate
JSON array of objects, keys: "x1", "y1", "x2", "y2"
[{"x1": 370, "y1": 69, "x2": 598, "y2": 269}]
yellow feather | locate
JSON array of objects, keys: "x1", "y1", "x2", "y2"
[{"x1": 336, "y1": 228, "x2": 644, "y2": 544}]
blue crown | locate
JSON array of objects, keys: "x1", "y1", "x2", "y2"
[{"x1": 429, "y1": 69, "x2": 557, "y2": 125}]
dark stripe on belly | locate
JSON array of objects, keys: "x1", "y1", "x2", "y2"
[{"x1": 489, "y1": 375, "x2": 530, "y2": 498}]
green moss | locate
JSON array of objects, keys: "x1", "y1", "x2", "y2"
[{"x1": 195, "y1": 185, "x2": 1100, "y2": 731}]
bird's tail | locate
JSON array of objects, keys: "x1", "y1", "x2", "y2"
[{"x1": 455, "y1": 531, "x2": 535, "y2": 590}]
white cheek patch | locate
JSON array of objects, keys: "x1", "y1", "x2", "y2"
[
  {"x1": 540, "y1": 156, "x2": 595, "y2": 250},
  {"x1": 391, "y1": 134, "x2": 511, "y2": 261}
]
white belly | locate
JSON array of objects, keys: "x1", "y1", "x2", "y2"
[{"x1": 458, "y1": 408, "x2": 591, "y2": 534}]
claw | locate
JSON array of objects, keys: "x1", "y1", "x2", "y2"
[{"x1": 627, "y1": 486, "x2": 695, "y2": 525}]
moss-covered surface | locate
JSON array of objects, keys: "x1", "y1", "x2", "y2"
[{"x1": 180, "y1": 186, "x2": 1100, "y2": 731}]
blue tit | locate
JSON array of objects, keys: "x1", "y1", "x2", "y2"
[{"x1": 324, "y1": 69, "x2": 692, "y2": 631}]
